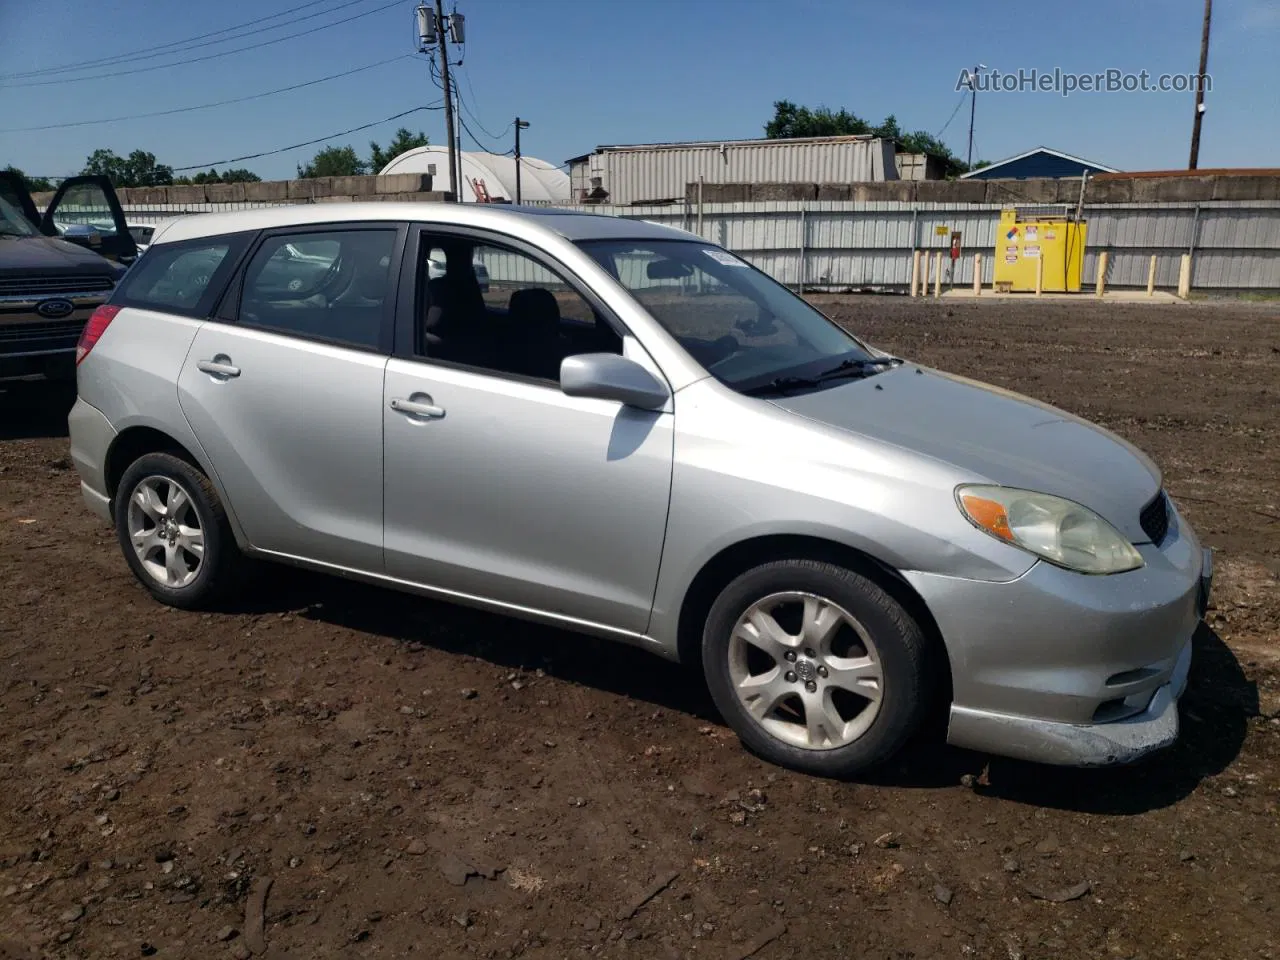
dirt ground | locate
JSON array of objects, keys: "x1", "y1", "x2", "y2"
[{"x1": 2, "y1": 296, "x2": 1278, "y2": 960}]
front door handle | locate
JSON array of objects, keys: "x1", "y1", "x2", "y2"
[
  {"x1": 390, "y1": 395, "x2": 445, "y2": 419},
  {"x1": 196, "y1": 356, "x2": 240, "y2": 379}
]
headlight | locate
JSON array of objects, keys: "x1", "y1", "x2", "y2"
[{"x1": 956, "y1": 485, "x2": 1144, "y2": 575}]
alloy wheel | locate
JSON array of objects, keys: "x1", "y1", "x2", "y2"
[
  {"x1": 727, "y1": 591, "x2": 884, "y2": 750},
  {"x1": 126, "y1": 475, "x2": 205, "y2": 589}
]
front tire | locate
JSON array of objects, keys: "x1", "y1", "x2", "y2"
[
  {"x1": 702, "y1": 559, "x2": 931, "y2": 778},
  {"x1": 114, "y1": 452, "x2": 240, "y2": 609}
]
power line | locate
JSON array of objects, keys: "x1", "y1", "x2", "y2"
[
  {"x1": 0, "y1": 0, "x2": 404, "y2": 88},
  {"x1": 0, "y1": 0, "x2": 366, "y2": 81},
  {"x1": 458, "y1": 111, "x2": 513, "y2": 156},
  {"x1": 170, "y1": 104, "x2": 442, "y2": 172},
  {"x1": 935, "y1": 90, "x2": 968, "y2": 141},
  {"x1": 454, "y1": 79, "x2": 511, "y2": 141},
  {"x1": 0, "y1": 56, "x2": 414, "y2": 133}
]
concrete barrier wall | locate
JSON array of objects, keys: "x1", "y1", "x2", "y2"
[
  {"x1": 32, "y1": 173, "x2": 449, "y2": 209},
  {"x1": 686, "y1": 174, "x2": 1280, "y2": 206}
]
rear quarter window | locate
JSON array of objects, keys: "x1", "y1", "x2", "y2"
[{"x1": 115, "y1": 232, "x2": 251, "y2": 316}]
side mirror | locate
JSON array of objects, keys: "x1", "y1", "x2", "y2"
[
  {"x1": 560, "y1": 353, "x2": 670, "y2": 411},
  {"x1": 61, "y1": 223, "x2": 102, "y2": 247}
]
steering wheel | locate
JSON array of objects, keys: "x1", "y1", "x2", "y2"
[
  {"x1": 311, "y1": 253, "x2": 349, "y2": 299},
  {"x1": 691, "y1": 334, "x2": 742, "y2": 369}
]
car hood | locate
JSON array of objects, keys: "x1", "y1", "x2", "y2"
[
  {"x1": 769, "y1": 364, "x2": 1161, "y2": 542},
  {"x1": 0, "y1": 234, "x2": 123, "y2": 278}
]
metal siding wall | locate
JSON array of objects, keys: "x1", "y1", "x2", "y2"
[
  {"x1": 115, "y1": 198, "x2": 1280, "y2": 290},
  {"x1": 592, "y1": 140, "x2": 887, "y2": 204}
]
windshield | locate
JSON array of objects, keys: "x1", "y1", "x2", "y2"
[
  {"x1": 0, "y1": 193, "x2": 39, "y2": 237},
  {"x1": 576, "y1": 239, "x2": 874, "y2": 392}
]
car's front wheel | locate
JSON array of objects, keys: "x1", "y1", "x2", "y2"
[
  {"x1": 702, "y1": 559, "x2": 932, "y2": 778},
  {"x1": 114, "y1": 452, "x2": 240, "y2": 609}
]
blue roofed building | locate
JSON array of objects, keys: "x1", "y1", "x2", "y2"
[{"x1": 960, "y1": 146, "x2": 1118, "y2": 180}]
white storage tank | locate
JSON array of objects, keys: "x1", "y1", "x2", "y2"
[{"x1": 378, "y1": 147, "x2": 570, "y2": 203}]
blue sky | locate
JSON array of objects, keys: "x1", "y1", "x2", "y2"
[{"x1": 1, "y1": 0, "x2": 1275, "y2": 182}]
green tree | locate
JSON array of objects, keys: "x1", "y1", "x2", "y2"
[
  {"x1": 368, "y1": 128, "x2": 429, "y2": 173},
  {"x1": 765, "y1": 100, "x2": 870, "y2": 139},
  {"x1": 175, "y1": 167, "x2": 263, "y2": 185},
  {"x1": 764, "y1": 101, "x2": 971, "y2": 177},
  {"x1": 2, "y1": 165, "x2": 54, "y2": 193},
  {"x1": 297, "y1": 145, "x2": 366, "y2": 179},
  {"x1": 81, "y1": 149, "x2": 174, "y2": 187}
]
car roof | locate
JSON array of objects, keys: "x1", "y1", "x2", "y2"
[{"x1": 150, "y1": 202, "x2": 695, "y2": 247}]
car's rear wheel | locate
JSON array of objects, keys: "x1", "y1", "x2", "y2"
[
  {"x1": 702, "y1": 559, "x2": 931, "y2": 777},
  {"x1": 114, "y1": 452, "x2": 240, "y2": 609}
]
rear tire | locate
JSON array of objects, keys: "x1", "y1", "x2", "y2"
[
  {"x1": 702, "y1": 559, "x2": 931, "y2": 778},
  {"x1": 114, "y1": 452, "x2": 240, "y2": 610}
]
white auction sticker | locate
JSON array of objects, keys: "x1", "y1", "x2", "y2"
[{"x1": 705, "y1": 249, "x2": 748, "y2": 267}]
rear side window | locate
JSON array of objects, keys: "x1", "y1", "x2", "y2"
[
  {"x1": 115, "y1": 234, "x2": 248, "y2": 316},
  {"x1": 238, "y1": 228, "x2": 397, "y2": 351}
]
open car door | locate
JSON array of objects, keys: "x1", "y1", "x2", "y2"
[
  {"x1": 38, "y1": 175, "x2": 138, "y2": 264},
  {"x1": 0, "y1": 171, "x2": 43, "y2": 228}
]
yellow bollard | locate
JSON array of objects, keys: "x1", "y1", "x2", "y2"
[
  {"x1": 910, "y1": 250, "x2": 921, "y2": 297},
  {"x1": 972, "y1": 253, "x2": 982, "y2": 295},
  {"x1": 1096, "y1": 251, "x2": 1109, "y2": 298},
  {"x1": 933, "y1": 251, "x2": 943, "y2": 298},
  {"x1": 1147, "y1": 255, "x2": 1157, "y2": 296}
]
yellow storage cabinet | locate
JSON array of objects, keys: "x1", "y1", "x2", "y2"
[{"x1": 992, "y1": 208, "x2": 1087, "y2": 293}]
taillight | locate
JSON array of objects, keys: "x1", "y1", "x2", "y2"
[{"x1": 76, "y1": 304, "x2": 122, "y2": 365}]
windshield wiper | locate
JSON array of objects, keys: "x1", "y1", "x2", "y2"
[
  {"x1": 814, "y1": 355, "x2": 902, "y2": 379},
  {"x1": 741, "y1": 355, "x2": 902, "y2": 397}
]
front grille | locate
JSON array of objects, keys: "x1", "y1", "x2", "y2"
[
  {"x1": 0, "y1": 275, "x2": 114, "y2": 296},
  {"x1": 1139, "y1": 490, "x2": 1170, "y2": 545},
  {"x1": 0, "y1": 318, "x2": 83, "y2": 346}
]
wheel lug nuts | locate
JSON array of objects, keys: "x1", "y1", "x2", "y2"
[
  {"x1": 784, "y1": 651, "x2": 797, "y2": 662},
  {"x1": 805, "y1": 681, "x2": 817, "y2": 693},
  {"x1": 817, "y1": 666, "x2": 828, "y2": 678},
  {"x1": 785, "y1": 671, "x2": 797, "y2": 683}
]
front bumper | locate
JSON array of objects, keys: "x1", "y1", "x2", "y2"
[
  {"x1": 906, "y1": 508, "x2": 1213, "y2": 766},
  {"x1": 947, "y1": 628, "x2": 1194, "y2": 766}
]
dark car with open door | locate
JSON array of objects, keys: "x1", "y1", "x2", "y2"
[{"x1": 0, "y1": 173, "x2": 137, "y2": 381}]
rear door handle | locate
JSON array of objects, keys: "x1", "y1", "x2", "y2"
[
  {"x1": 196, "y1": 357, "x2": 240, "y2": 379},
  {"x1": 390, "y1": 395, "x2": 445, "y2": 419}
]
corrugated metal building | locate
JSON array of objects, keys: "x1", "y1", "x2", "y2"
[{"x1": 567, "y1": 135, "x2": 899, "y2": 205}]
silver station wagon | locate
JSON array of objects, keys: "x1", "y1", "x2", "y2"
[{"x1": 68, "y1": 203, "x2": 1212, "y2": 778}]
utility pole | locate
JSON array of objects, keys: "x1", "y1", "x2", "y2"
[
  {"x1": 514, "y1": 117, "x2": 530, "y2": 204},
  {"x1": 434, "y1": 0, "x2": 458, "y2": 201},
  {"x1": 965, "y1": 64, "x2": 985, "y2": 171},
  {"x1": 1188, "y1": 0, "x2": 1212, "y2": 169}
]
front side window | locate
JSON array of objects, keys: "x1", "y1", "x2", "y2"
[
  {"x1": 239, "y1": 228, "x2": 396, "y2": 350},
  {"x1": 417, "y1": 235, "x2": 620, "y2": 382},
  {"x1": 49, "y1": 181, "x2": 119, "y2": 237},
  {"x1": 577, "y1": 239, "x2": 877, "y2": 394},
  {"x1": 0, "y1": 193, "x2": 38, "y2": 237},
  {"x1": 116, "y1": 239, "x2": 237, "y2": 312}
]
